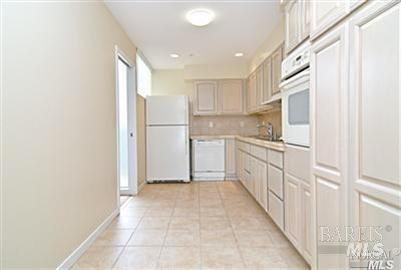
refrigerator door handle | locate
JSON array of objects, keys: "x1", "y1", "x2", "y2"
[{"x1": 185, "y1": 129, "x2": 188, "y2": 155}]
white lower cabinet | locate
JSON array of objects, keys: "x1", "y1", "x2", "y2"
[
  {"x1": 235, "y1": 140, "x2": 312, "y2": 265},
  {"x1": 252, "y1": 157, "x2": 268, "y2": 211},
  {"x1": 235, "y1": 141, "x2": 270, "y2": 212},
  {"x1": 284, "y1": 144, "x2": 311, "y2": 265},
  {"x1": 225, "y1": 138, "x2": 236, "y2": 180},
  {"x1": 284, "y1": 174, "x2": 301, "y2": 247},
  {"x1": 301, "y1": 183, "x2": 312, "y2": 263}
]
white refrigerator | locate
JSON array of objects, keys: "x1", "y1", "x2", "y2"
[{"x1": 146, "y1": 95, "x2": 190, "y2": 182}]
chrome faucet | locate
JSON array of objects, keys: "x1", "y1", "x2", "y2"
[
  {"x1": 266, "y1": 122, "x2": 273, "y2": 140},
  {"x1": 256, "y1": 122, "x2": 274, "y2": 140}
]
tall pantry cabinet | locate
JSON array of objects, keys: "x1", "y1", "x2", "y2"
[
  {"x1": 310, "y1": 0, "x2": 401, "y2": 269},
  {"x1": 310, "y1": 22, "x2": 349, "y2": 269},
  {"x1": 348, "y1": 1, "x2": 401, "y2": 269}
]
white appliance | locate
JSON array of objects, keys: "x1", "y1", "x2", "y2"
[
  {"x1": 146, "y1": 95, "x2": 190, "y2": 182},
  {"x1": 192, "y1": 139, "x2": 225, "y2": 181},
  {"x1": 281, "y1": 41, "x2": 310, "y2": 147}
]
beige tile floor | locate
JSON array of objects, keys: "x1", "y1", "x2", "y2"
[{"x1": 73, "y1": 181, "x2": 309, "y2": 269}]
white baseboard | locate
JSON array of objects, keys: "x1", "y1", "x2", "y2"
[{"x1": 56, "y1": 208, "x2": 120, "y2": 270}]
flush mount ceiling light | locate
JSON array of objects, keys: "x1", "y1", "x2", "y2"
[
  {"x1": 170, "y1": 53, "x2": 180, "y2": 58},
  {"x1": 235, "y1": 52, "x2": 244, "y2": 57},
  {"x1": 186, "y1": 9, "x2": 215, "y2": 27}
]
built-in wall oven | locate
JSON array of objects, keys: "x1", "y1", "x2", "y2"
[{"x1": 280, "y1": 41, "x2": 310, "y2": 147}]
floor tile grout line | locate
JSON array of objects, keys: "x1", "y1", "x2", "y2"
[
  {"x1": 155, "y1": 186, "x2": 180, "y2": 269},
  {"x1": 218, "y1": 181, "x2": 248, "y2": 269},
  {"x1": 110, "y1": 195, "x2": 151, "y2": 269}
]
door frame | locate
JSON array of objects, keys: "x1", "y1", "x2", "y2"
[{"x1": 114, "y1": 45, "x2": 138, "y2": 204}]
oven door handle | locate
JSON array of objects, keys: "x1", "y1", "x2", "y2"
[{"x1": 280, "y1": 69, "x2": 310, "y2": 90}]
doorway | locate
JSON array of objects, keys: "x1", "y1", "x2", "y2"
[{"x1": 115, "y1": 46, "x2": 137, "y2": 205}]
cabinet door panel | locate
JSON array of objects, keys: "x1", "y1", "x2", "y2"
[
  {"x1": 225, "y1": 139, "x2": 236, "y2": 179},
  {"x1": 286, "y1": 0, "x2": 300, "y2": 53},
  {"x1": 349, "y1": 2, "x2": 401, "y2": 269},
  {"x1": 301, "y1": 184, "x2": 312, "y2": 264},
  {"x1": 247, "y1": 73, "x2": 257, "y2": 113},
  {"x1": 194, "y1": 81, "x2": 217, "y2": 115},
  {"x1": 269, "y1": 191, "x2": 284, "y2": 230},
  {"x1": 219, "y1": 80, "x2": 244, "y2": 114},
  {"x1": 311, "y1": 0, "x2": 347, "y2": 39},
  {"x1": 262, "y1": 57, "x2": 272, "y2": 104},
  {"x1": 285, "y1": 174, "x2": 300, "y2": 246},
  {"x1": 271, "y1": 45, "x2": 283, "y2": 96},
  {"x1": 256, "y1": 66, "x2": 264, "y2": 109},
  {"x1": 268, "y1": 164, "x2": 284, "y2": 200},
  {"x1": 256, "y1": 159, "x2": 268, "y2": 211},
  {"x1": 315, "y1": 177, "x2": 344, "y2": 269},
  {"x1": 311, "y1": 23, "x2": 348, "y2": 269},
  {"x1": 300, "y1": 0, "x2": 310, "y2": 41}
]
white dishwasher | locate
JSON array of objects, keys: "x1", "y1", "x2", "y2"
[{"x1": 192, "y1": 139, "x2": 225, "y2": 181}]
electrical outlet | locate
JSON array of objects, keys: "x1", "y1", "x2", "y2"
[
  {"x1": 240, "y1": 121, "x2": 245, "y2": 128},
  {"x1": 209, "y1": 121, "x2": 214, "y2": 128}
]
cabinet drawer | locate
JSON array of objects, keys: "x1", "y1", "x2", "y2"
[
  {"x1": 251, "y1": 144, "x2": 267, "y2": 161},
  {"x1": 269, "y1": 191, "x2": 284, "y2": 230},
  {"x1": 268, "y1": 149, "x2": 283, "y2": 169},
  {"x1": 268, "y1": 165, "x2": 284, "y2": 199},
  {"x1": 284, "y1": 145, "x2": 310, "y2": 183}
]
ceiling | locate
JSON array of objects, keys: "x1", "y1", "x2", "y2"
[{"x1": 105, "y1": 0, "x2": 281, "y2": 69}]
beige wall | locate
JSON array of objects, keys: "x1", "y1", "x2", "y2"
[
  {"x1": 1, "y1": 2, "x2": 138, "y2": 268},
  {"x1": 152, "y1": 69, "x2": 187, "y2": 95}
]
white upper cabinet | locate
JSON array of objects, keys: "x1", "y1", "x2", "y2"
[
  {"x1": 218, "y1": 80, "x2": 244, "y2": 114},
  {"x1": 262, "y1": 57, "x2": 272, "y2": 104},
  {"x1": 247, "y1": 43, "x2": 284, "y2": 114},
  {"x1": 256, "y1": 65, "x2": 264, "y2": 109},
  {"x1": 247, "y1": 72, "x2": 258, "y2": 113},
  {"x1": 285, "y1": 0, "x2": 300, "y2": 53},
  {"x1": 285, "y1": 0, "x2": 310, "y2": 54},
  {"x1": 349, "y1": 1, "x2": 401, "y2": 268},
  {"x1": 310, "y1": 0, "x2": 366, "y2": 40},
  {"x1": 193, "y1": 81, "x2": 218, "y2": 115},
  {"x1": 193, "y1": 79, "x2": 244, "y2": 115},
  {"x1": 271, "y1": 44, "x2": 283, "y2": 96}
]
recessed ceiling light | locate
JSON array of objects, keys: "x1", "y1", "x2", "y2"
[
  {"x1": 235, "y1": 52, "x2": 244, "y2": 57},
  {"x1": 186, "y1": 9, "x2": 215, "y2": 27},
  {"x1": 170, "y1": 53, "x2": 180, "y2": 58}
]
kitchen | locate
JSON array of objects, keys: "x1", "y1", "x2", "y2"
[
  {"x1": 135, "y1": 0, "x2": 400, "y2": 268},
  {"x1": 2, "y1": 0, "x2": 400, "y2": 269}
]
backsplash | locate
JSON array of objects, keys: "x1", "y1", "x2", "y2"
[
  {"x1": 257, "y1": 109, "x2": 282, "y2": 139},
  {"x1": 190, "y1": 115, "x2": 259, "y2": 136}
]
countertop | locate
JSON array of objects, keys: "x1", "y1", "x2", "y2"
[{"x1": 190, "y1": 135, "x2": 285, "y2": 152}]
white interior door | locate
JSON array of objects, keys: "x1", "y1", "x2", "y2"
[{"x1": 115, "y1": 47, "x2": 137, "y2": 198}]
